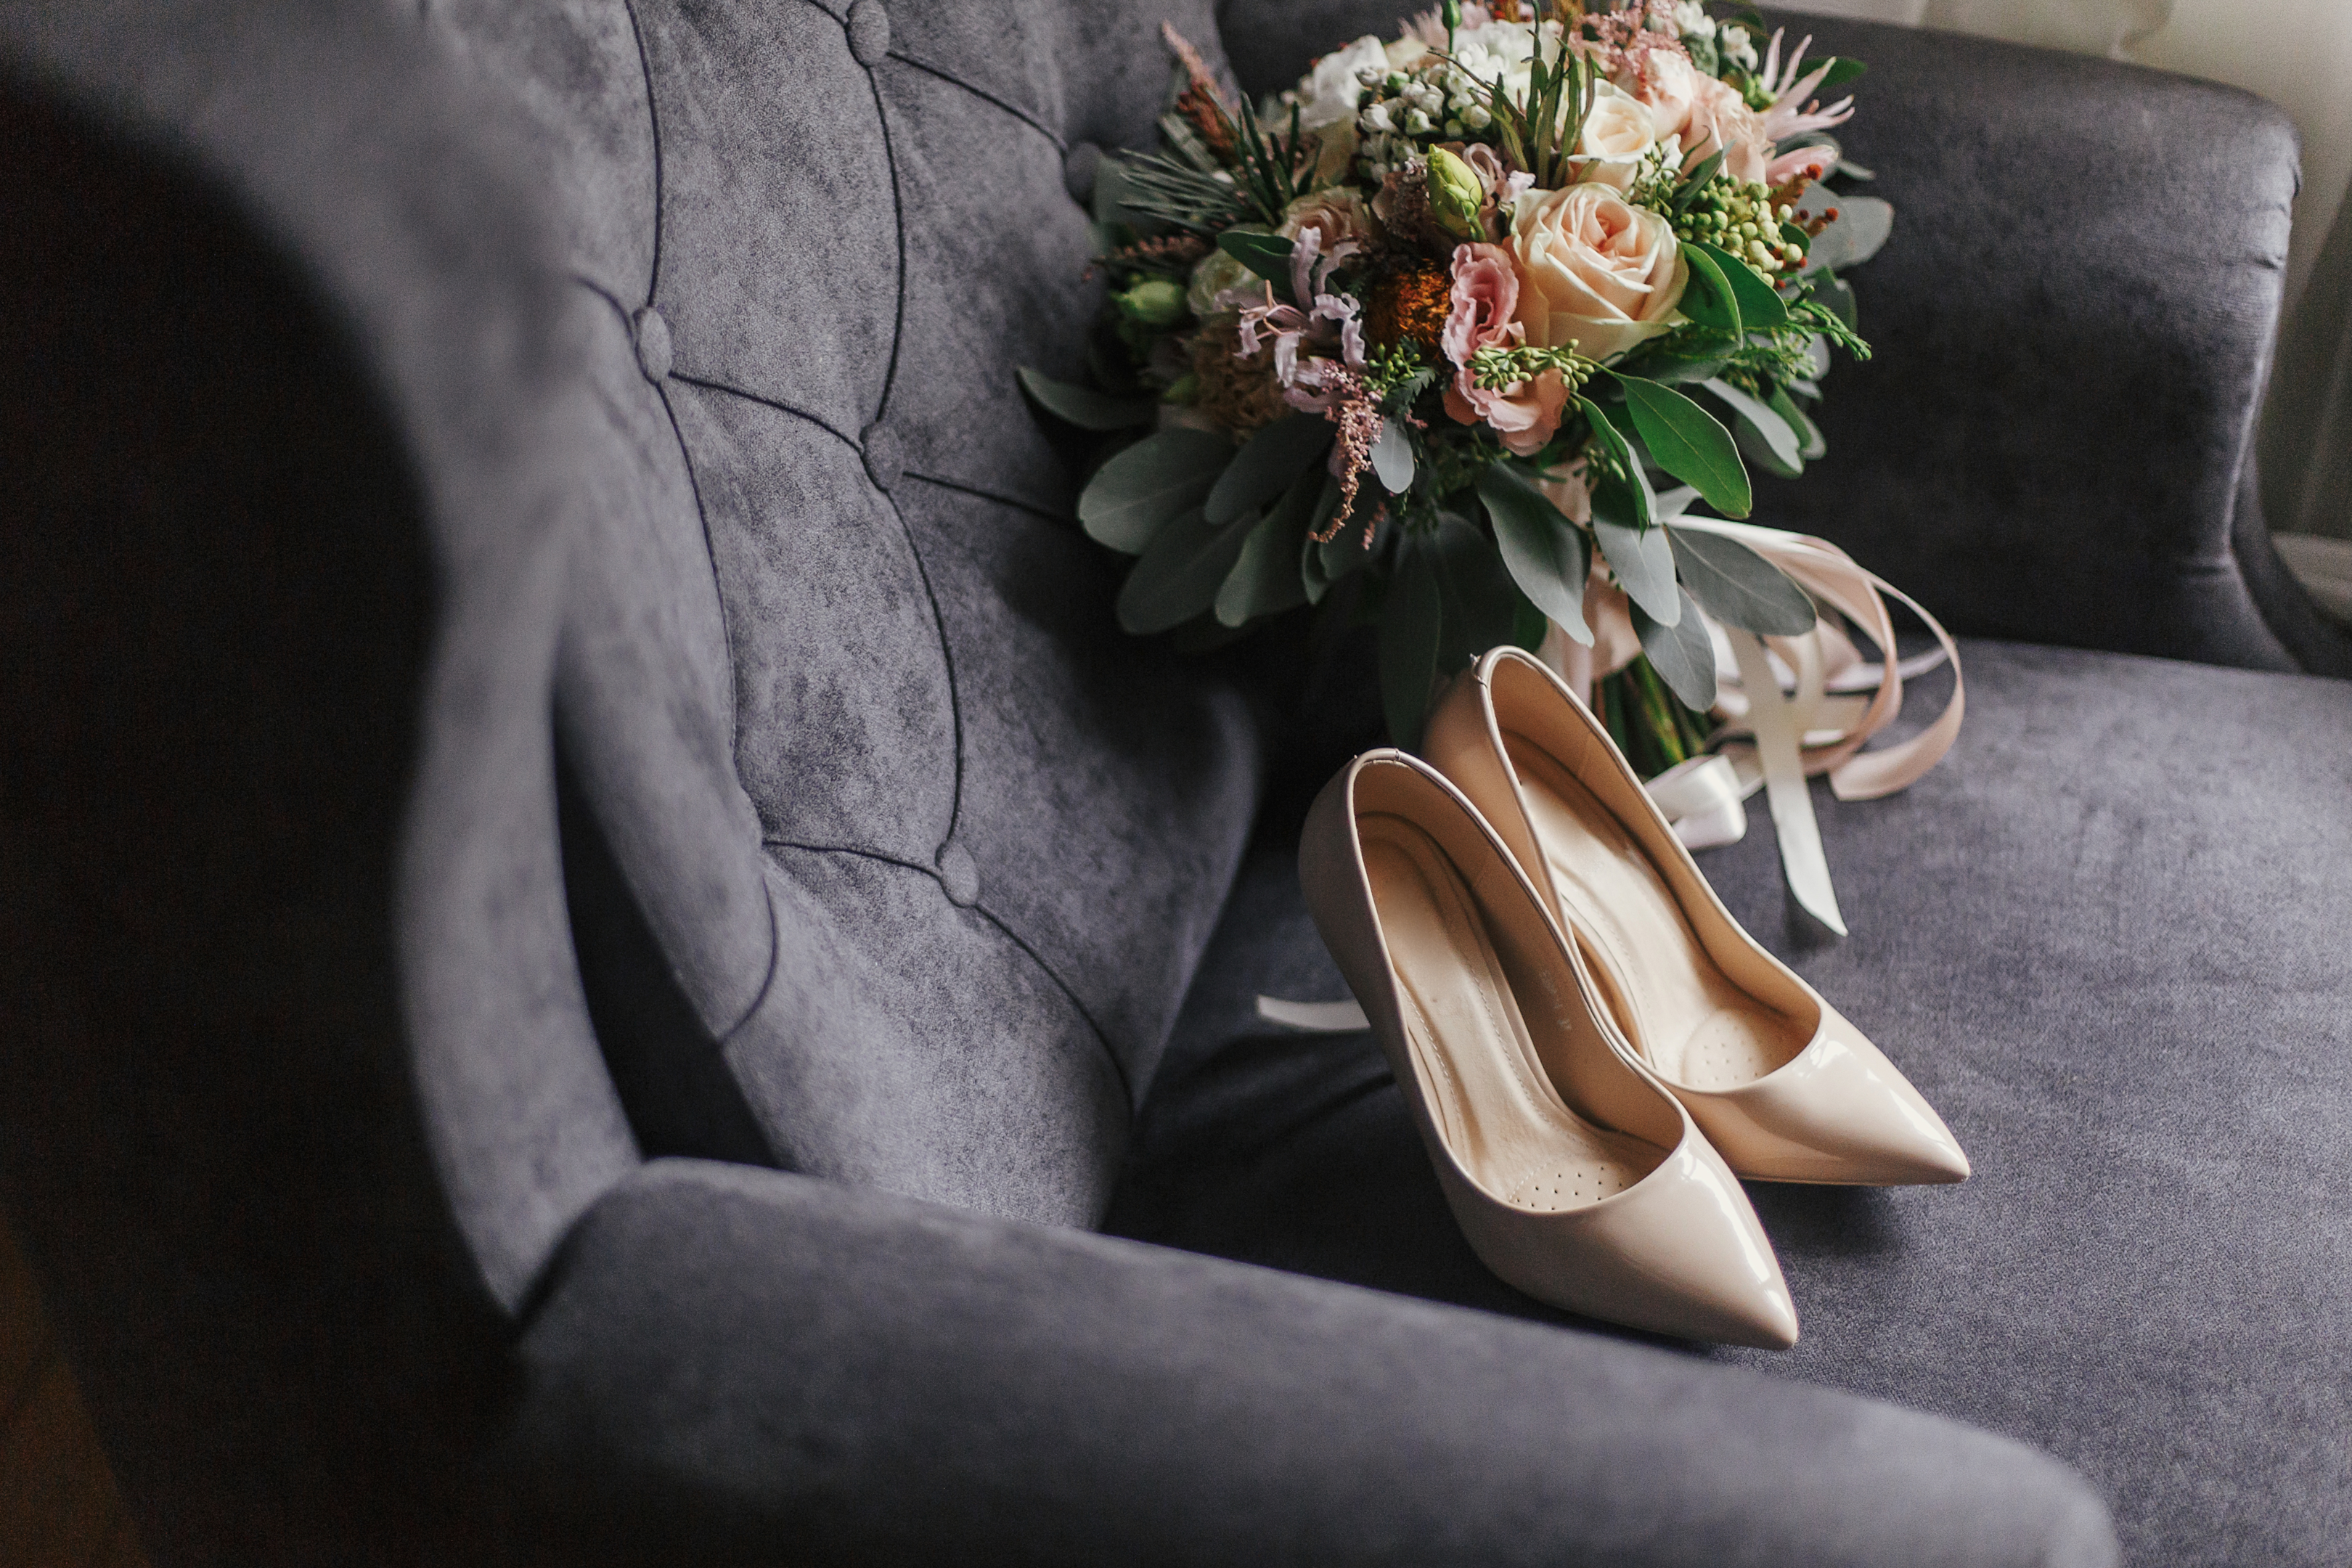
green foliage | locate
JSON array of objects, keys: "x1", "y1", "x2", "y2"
[
  {"x1": 1479, "y1": 462, "x2": 1592, "y2": 645},
  {"x1": 1078, "y1": 428, "x2": 1232, "y2": 552},
  {"x1": 1633, "y1": 587, "x2": 1718, "y2": 709},
  {"x1": 1612, "y1": 374, "x2": 1752, "y2": 519},
  {"x1": 1667, "y1": 526, "x2": 1817, "y2": 635},
  {"x1": 1460, "y1": 24, "x2": 1595, "y2": 192},
  {"x1": 1206, "y1": 412, "x2": 1331, "y2": 525},
  {"x1": 1017, "y1": 367, "x2": 1157, "y2": 433},
  {"x1": 1217, "y1": 231, "x2": 1297, "y2": 299}
]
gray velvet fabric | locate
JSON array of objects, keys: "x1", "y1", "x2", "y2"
[
  {"x1": 1113, "y1": 640, "x2": 2352, "y2": 1568},
  {"x1": 506, "y1": 1156, "x2": 2116, "y2": 1568},
  {"x1": 430, "y1": 0, "x2": 1269, "y2": 1226},
  {"x1": 0, "y1": 1, "x2": 2334, "y2": 1563},
  {"x1": 1218, "y1": 5, "x2": 2334, "y2": 676}
]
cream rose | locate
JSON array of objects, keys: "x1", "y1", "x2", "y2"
[
  {"x1": 1573, "y1": 83, "x2": 1661, "y2": 190},
  {"x1": 1623, "y1": 49, "x2": 1702, "y2": 142},
  {"x1": 1508, "y1": 184, "x2": 1689, "y2": 362}
]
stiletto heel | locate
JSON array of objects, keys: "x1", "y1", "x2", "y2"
[
  {"x1": 1301, "y1": 750, "x2": 1800, "y2": 1349},
  {"x1": 1424, "y1": 647, "x2": 1969, "y2": 1187}
]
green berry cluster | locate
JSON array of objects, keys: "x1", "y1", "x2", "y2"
[
  {"x1": 1469, "y1": 343, "x2": 1598, "y2": 396},
  {"x1": 1675, "y1": 179, "x2": 1808, "y2": 277}
]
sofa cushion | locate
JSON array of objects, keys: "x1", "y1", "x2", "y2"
[
  {"x1": 432, "y1": 0, "x2": 1264, "y2": 1227},
  {"x1": 1111, "y1": 642, "x2": 2352, "y2": 1568}
]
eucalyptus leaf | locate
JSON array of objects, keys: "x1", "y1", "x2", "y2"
[
  {"x1": 1379, "y1": 542, "x2": 1444, "y2": 751},
  {"x1": 1797, "y1": 194, "x2": 1893, "y2": 272},
  {"x1": 1593, "y1": 515, "x2": 1680, "y2": 625},
  {"x1": 1612, "y1": 374, "x2": 1752, "y2": 519},
  {"x1": 1214, "y1": 468, "x2": 1321, "y2": 626},
  {"x1": 1686, "y1": 239, "x2": 1787, "y2": 328},
  {"x1": 1016, "y1": 367, "x2": 1157, "y2": 432},
  {"x1": 1079, "y1": 428, "x2": 1233, "y2": 553},
  {"x1": 1371, "y1": 417, "x2": 1416, "y2": 494},
  {"x1": 1218, "y1": 230, "x2": 1297, "y2": 297},
  {"x1": 1480, "y1": 462, "x2": 1593, "y2": 645},
  {"x1": 1206, "y1": 412, "x2": 1332, "y2": 525},
  {"x1": 1700, "y1": 377, "x2": 1801, "y2": 470},
  {"x1": 1734, "y1": 417, "x2": 1803, "y2": 479},
  {"x1": 1769, "y1": 385, "x2": 1827, "y2": 460},
  {"x1": 1580, "y1": 397, "x2": 1634, "y2": 475},
  {"x1": 1817, "y1": 57, "x2": 1866, "y2": 89},
  {"x1": 1667, "y1": 525, "x2": 1816, "y2": 635},
  {"x1": 1652, "y1": 483, "x2": 1699, "y2": 521},
  {"x1": 1116, "y1": 505, "x2": 1260, "y2": 634},
  {"x1": 1427, "y1": 517, "x2": 1519, "y2": 680},
  {"x1": 1633, "y1": 588, "x2": 1718, "y2": 709},
  {"x1": 1677, "y1": 242, "x2": 1741, "y2": 335}
]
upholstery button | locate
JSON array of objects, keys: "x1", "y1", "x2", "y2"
[
  {"x1": 1063, "y1": 142, "x2": 1101, "y2": 206},
  {"x1": 846, "y1": 0, "x2": 890, "y2": 66},
  {"x1": 631, "y1": 306, "x2": 672, "y2": 382},
  {"x1": 935, "y1": 841, "x2": 979, "y2": 907},
  {"x1": 859, "y1": 420, "x2": 904, "y2": 490}
]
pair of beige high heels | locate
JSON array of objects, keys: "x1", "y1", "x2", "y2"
[{"x1": 1302, "y1": 648, "x2": 1968, "y2": 1350}]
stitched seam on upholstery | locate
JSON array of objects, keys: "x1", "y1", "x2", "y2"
[
  {"x1": 907, "y1": 469, "x2": 1066, "y2": 525},
  {"x1": 668, "y1": 372, "x2": 859, "y2": 451},
  {"x1": 971, "y1": 902, "x2": 1134, "y2": 1105},
  {"x1": 566, "y1": 277, "x2": 743, "y2": 756},
  {"x1": 761, "y1": 838, "x2": 1133, "y2": 1103},
  {"x1": 619, "y1": 0, "x2": 663, "y2": 302},
  {"x1": 864, "y1": 69, "x2": 910, "y2": 415},
  {"x1": 653, "y1": 376, "x2": 738, "y2": 751},
  {"x1": 719, "y1": 872, "x2": 787, "y2": 1045},
  {"x1": 571, "y1": 271, "x2": 629, "y2": 322},
  {"x1": 859, "y1": 24, "x2": 965, "y2": 843},
  {"x1": 883, "y1": 52, "x2": 1067, "y2": 152},
  {"x1": 883, "y1": 493, "x2": 967, "y2": 839}
]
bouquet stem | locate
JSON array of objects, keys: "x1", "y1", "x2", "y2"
[{"x1": 1597, "y1": 654, "x2": 1715, "y2": 781}]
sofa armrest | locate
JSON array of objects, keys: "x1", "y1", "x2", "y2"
[
  {"x1": 1216, "y1": 6, "x2": 2343, "y2": 671},
  {"x1": 500, "y1": 1157, "x2": 2115, "y2": 1567}
]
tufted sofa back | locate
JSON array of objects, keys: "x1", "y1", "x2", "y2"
[{"x1": 426, "y1": 0, "x2": 1265, "y2": 1238}]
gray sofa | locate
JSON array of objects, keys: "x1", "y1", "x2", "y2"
[{"x1": 1, "y1": 1, "x2": 2345, "y2": 1564}]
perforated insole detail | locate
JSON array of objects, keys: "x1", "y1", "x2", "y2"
[
  {"x1": 1360, "y1": 817, "x2": 1661, "y2": 1213},
  {"x1": 1508, "y1": 744, "x2": 1808, "y2": 1092}
]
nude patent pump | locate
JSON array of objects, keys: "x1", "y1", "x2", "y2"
[
  {"x1": 1424, "y1": 647, "x2": 1969, "y2": 1187},
  {"x1": 1300, "y1": 750, "x2": 1800, "y2": 1349}
]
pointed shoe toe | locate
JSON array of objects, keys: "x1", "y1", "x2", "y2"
[
  {"x1": 1424, "y1": 648, "x2": 1969, "y2": 1188},
  {"x1": 1299, "y1": 751, "x2": 1797, "y2": 1348}
]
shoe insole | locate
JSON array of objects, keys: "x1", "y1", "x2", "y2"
[
  {"x1": 1507, "y1": 740, "x2": 1808, "y2": 1092},
  {"x1": 1360, "y1": 814, "x2": 1662, "y2": 1213}
]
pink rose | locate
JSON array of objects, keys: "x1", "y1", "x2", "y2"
[
  {"x1": 1683, "y1": 75, "x2": 1771, "y2": 184},
  {"x1": 1440, "y1": 242, "x2": 1566, "y2": 457}
]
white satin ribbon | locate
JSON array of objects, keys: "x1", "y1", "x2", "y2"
[
  {"x1": 1255, "y1": 521, "x2": 1962, "y2": 1024},
  {"x1": 1544, "y1": 515, "x2": 1965, "y2": 936}
]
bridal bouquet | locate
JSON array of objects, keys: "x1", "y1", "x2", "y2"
[{"x1": 1023, "y1": 0, "x2": 1895, "y2": 768}]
